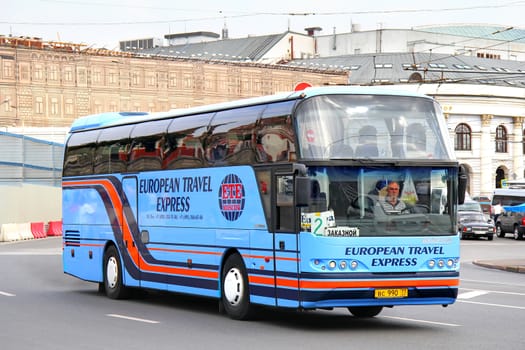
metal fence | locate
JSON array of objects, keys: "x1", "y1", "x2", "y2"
[{"x1": 0, "y1": 131, "x2": 64, "y2": 187}]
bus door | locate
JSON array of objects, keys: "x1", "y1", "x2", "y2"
[
  {"x1": 121, "y1": 176, "x2": 142, "y2": 287},
  {"x1": 273, "y1": 170, "x2": 301, "y2": 307}
]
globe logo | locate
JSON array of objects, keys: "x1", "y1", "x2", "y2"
[{"x1": 218, "y1": 174, "x2": 245, "y2": 221}]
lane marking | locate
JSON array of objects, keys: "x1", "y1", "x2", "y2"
[
  {"x1": 380, "y1": 315, "x2": 460, "y2": 327},
  {"x1": 107, "y1": 314, "x2": 160, "y2": 324},
  {"x1": 0, "y1": 291, "x2": 16, "y2": 297},
  {"x1": 462, "y1": 278, "x2": 525, "y2": 288},
  {"x1": 457, "y1": 290, "x2": 489, "y2": 299},
  {"x1": 460, "y1": 287, "x2": 525, "y2": 297},
  {"x1": 457, "y1": 300, "x2": 525, "y2": 310},
  {"x1": 0, "y1": 251, "x2": 62, "y2": 256}
]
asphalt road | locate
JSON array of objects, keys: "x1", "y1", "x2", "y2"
[{"x1": 1, "y1": 236, "x2": 524, "y2": 350}]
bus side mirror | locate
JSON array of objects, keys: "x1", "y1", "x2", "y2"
[
  {"x1": 458, "y1": 164, "x2": 468, "y2": 205},
  {"x1": 295, "y1": 176, "x2": 310, "y2": 207}
]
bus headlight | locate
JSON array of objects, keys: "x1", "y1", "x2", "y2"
[
  {"x1": 328, "y1": 261, "x2": 337, "y2": 269},
  {"x1": 428, "y1": 260, "x2": 436, "y2": 268},
  {"x1": 340, "y1": 261, "x2": 347, "y2": 269}
]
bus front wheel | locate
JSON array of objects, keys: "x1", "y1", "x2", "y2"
[
  {"x1": 103, "y1": 245, "x2": 129, "y2": 299},
  {"x1": 221, "y1": 254, "x2": 253, "y2": 320},
  {"x1": 348, "y1": 306, "x2": 383, "y2": 317}
]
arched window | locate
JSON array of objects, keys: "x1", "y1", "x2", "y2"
[
  {"x1": 454, "y1": 123, "x2": 471, "y2": 151},
  {"x1": 495, "y1": 125, "x2": 507, "y2": 153}
]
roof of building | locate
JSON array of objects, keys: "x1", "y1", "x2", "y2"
[
  {"x1": 415, "y1": 24, "x2": 525, "y2": 44},
  {"x1": 138, "y1": 32, "x2": 289, "y2": 62},
  {"x1": 285, "y1": 52, "x2": 525, "y2": 87}
]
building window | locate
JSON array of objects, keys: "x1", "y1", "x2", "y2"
[
  {"x1": 92, "y1": 69, "x2": 102, "y2": 84},
  {"x1": 495, "y1": 125, "x2": 508, "y2": 153},
  {"x1": 35, "y1": 96, "x2": 44, "y2": 114},
  {"x1": 48, "y1": 65, "x2": 58, "y2": 81},
  {"x1": 169, "y1": 72, "x2": 177, "y2": 87},
  {"x1": 131, "y1": 71, "x2": 140, "y2": 86},
  {"x1": 454, "y1": 123, "x2": 471, "y2": 151},
  {"x1": 50, "y1": 97, "x2": 59, "y2": 115},
  {"x1": 64, "y1": 66, "x2": 73, "y2": 82},
  {"x1": 108, "y1": 70, "x2": 118, "y2": 85},
  {"x1": 3, "y1": 61, "x2": 14, "y2": 78},
  {"x1": 34, "y1": 64, "x2": 44, "y2": 80},
  {"x1": 65, "y1": 98, "x2": 74, "y2": 115}
]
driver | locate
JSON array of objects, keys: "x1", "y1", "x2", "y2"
[{"x1": 378, "y1": 181, "x2": 407, "y2": 213}]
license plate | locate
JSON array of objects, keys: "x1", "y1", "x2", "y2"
[{"x1": 374, "y1": 288, "x2": 408, "y2": 298}]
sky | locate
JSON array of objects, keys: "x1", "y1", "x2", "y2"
[{"x1": 3, "y1": 0, "x2": 525, "y2": 50}]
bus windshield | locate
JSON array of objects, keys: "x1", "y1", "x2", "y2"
[
  {"x1": 302, "y1": 165, "x2": 456, "y2": 237},
  {"x1": 295, "y1": 94, "x2": 454, "y2": 160}
]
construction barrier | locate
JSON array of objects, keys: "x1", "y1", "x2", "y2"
[
  {"x1": 31, "y1": 222, "x2": 47, "y2": 239},
  {"x1": 18, "y1": 223, "x2": 34, "y2": 240},
  {"x1": 47, "y1": 220, "x2": 62, "y2": 236},
  {"x1": 0, "y1": 223, "x2": 22, "y2": 242}
]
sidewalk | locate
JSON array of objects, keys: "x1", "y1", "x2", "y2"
[{"x1": 472, "y1": 259, "x2": 525, "y2": 274}]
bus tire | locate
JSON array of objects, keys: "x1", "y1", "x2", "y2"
[
  {"x1": 103, "y1": 245, "x2": 129, "y2": 299},
  {"x1": 221, "y1": 253, "x2": 253, "y2": 320},
  {"x1": 348, "y1": 306, "x2": 383, "y2": 317}
]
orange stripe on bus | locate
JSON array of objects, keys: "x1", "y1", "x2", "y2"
[
  {"x1": 149, "y1": 247, "x2": 222, "y2": 255},
  {"x1": 249, "y1": 275, "x2": 457, "y2": 290},
  {"x1": 243, "y1": 254, "x2": 300, "y2": 262},
  {"x1": 299, "y1": 278, "x2": 459, "y2": 290}
]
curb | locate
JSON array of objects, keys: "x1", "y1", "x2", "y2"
[{"x1": 472, "y1": 260, "x2": 525, "y2": 274}]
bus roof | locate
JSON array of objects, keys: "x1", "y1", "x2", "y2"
[
  {"x1": 69, "y1": 111, "x2": 150, "y2": 132},
  {"x1": 68, "y1": 86, "x2": 433, "y2": 133}
]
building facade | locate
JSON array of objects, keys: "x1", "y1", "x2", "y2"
[{"x1": 0, "y1": 36, "x2": 347, "y2": 129}]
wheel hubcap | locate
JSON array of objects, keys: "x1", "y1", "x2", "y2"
[
  {"x1": 224, "y1": 267, "x2": 243, "y2": 306},
  {"x1": 106, "y1": 256, "x2": 118, "y2": 289}
]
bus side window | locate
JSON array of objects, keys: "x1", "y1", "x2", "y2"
[
  {"x1": 165, "y1": 113, "x2": 211, "y2": 169},
  {"x1": 63, "y1": 130, "x2": 100, "y2": 176},
  {"x1": 256, "y1": 101, "x2": 296, "y2": 163},
  {"x1": 255, "y1": 170, "x2": 272, "y2": 228},
  {"x1": 276, "y1": 174, "x2": 295, "y2": 231},
  {"x1": 128, "y1": 119, "x2": 170, "y2": 172},
  {"x1": 206, "y1": 106, "x2": 262, "y2": 165},
  {"x1": 94, "y1": 124, "x2": 133, "y2": 174}
]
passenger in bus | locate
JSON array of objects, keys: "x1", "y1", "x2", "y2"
[
  {"x1": 355, "y1": 125, "x2": 379, "y2": 157},
  {"x1": 406, "y1": 123, "x2": 427, "y2": 156},
  {"x1": 309, "y1": 180, "x2": 327, "y2": 212}
]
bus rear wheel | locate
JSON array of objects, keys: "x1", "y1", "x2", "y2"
[
  {"x1": 221, "y1": 253, "x2": 253, "y2": 320},
  {"x1": 348, "y1": 306, "x2": 383, "y2": 317},
  {"x1": 103, "y1": 245, "x2": 129, "y2": 299}
]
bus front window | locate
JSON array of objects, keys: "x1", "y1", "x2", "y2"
[{"x1": 301, "y1": 166, "x2": 456, "y2": 237}]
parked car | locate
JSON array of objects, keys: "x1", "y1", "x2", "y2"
[
  {"x1": 457, "y1": 211, "x2": 495, "y2": 240},
  {"x1": 495, "y1": 208, "x2": 525, "y2": 240},
  {"x1": 472, "y1": 196, "x2": 492, "y2": 216}
]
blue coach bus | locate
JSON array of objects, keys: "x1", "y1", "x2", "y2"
[{"x1": 62, "y1": 86, "x2": 466, "y2": 319}]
